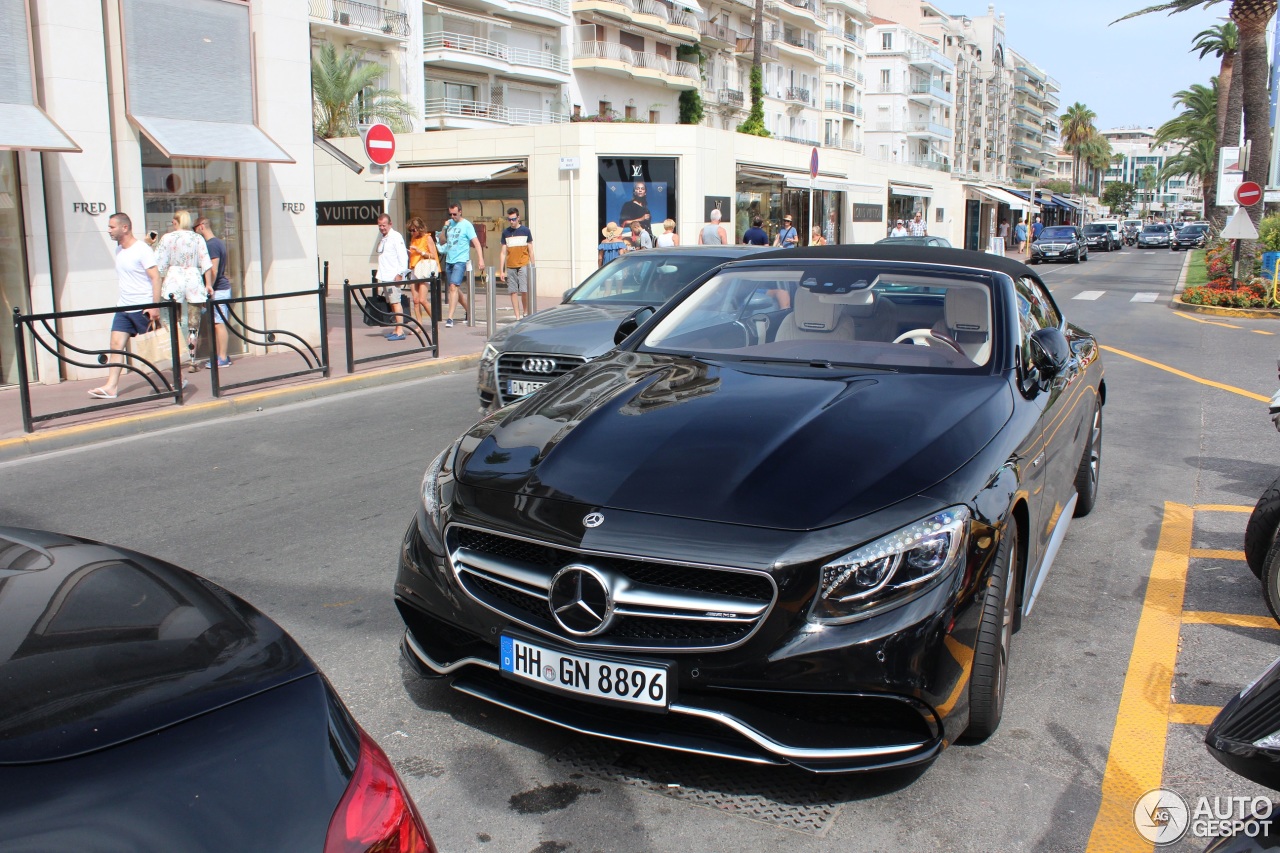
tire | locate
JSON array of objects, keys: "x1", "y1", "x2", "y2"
[
  {"x1": 1244, "y1": 474, "x2": 1280, "y2": 578},
  {"x1": 966, "y1": 523, "x2": 1018, "y2": 740},
  {"x1": 1072, "y1": 252, "x2": 1082, "y2": 264},
  {"x1": 1262, "y1": 536, "x2": 1280, "y2": 626},
  {"x1": 1073, "y1": 404, "x2": 1102, "y2": 517}
]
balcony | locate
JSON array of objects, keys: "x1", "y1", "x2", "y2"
[
  {"x1": 909, "y1": 80, "x2": 953, "y2": 104},
  {"x1": 777, "y1": 134, "x2": 821, "y2": 146},
  {"x1": 824, "y1": 99, "x2": 861, "y2": 118},
  {"x1": 823, "y1": 62, "x2": 863, "y2": 85},
  {"x1": 909, "y1": 158, "x2": 951, "y2": 172},
  {"x1": 734, "y1": 37, "x2": 778, "y2": 61},
  {"x1": 572, "y1": 0, "x2": 697, "y2": 39},
  {"x1": 769, "y1": 0, "x2": 822, "y2": 26},
  {"x1": 785, "y1": 87, "x2": 812, "y2": 106},
  {"x1": 774, "y1": 29, "x2": 820, "y2": 60},
  {"x1": 1014, "y1": 99, "x2": 1042, "y2": 116},
  {"x1": 905, "y1": 121, "x2": 953, "y2": 138},
  {"x1": 424, "y1": 32, "x2": 570, "y2": 83},
  {"x1": 700, "y1": 20, "x2": 741, "y2": 46},
  {"x1": 507, "y1": 0, "x2": 570, "y2": 23},
  {"x1": 423, "y1": 97, "x2": 570, "y2": 128},
  {"x1": 716, "y1": 88, "x2": 746, "y2": 108},
  {"x1": 573, "y1": 41, "x2": 698, "y2": 88},
  {"x1": 907, "y1": 47, "x2": 954, "y2": 71},
  {"x1": 308, "y1": 0, "x2": 408, "y2": 40}
]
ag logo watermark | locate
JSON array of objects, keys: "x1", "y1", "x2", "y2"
[{"x1": 1134, "y1": 788, "x2": 1273, "y2": 845}]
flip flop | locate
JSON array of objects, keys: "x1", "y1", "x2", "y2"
[{"x1": 88, "y1": 388, "x2": 117, "y2": 399}]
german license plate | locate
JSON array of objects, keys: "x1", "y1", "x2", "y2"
[
  {"x1": 508, "y1": 379, "x2": 547, "y2": 397},
  {"x1": 1044, "y1": 251, "x2": 1059, "y2": 257},
  {"x1": 500, "y1": 634, "x2": 670, "y2": 708}
]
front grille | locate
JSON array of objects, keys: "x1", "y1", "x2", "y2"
[
  {"x1": 449, "y1": 525, "x2": 776, "y2": 652},
  {"x1": 495, "y1": 352, "x2": 587, "y2": 405},
  {"x1": 1217, "y1": 680, "x2": 1280, "y2": 744}
]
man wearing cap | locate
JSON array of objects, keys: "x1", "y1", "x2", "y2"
[
  {"x1": 774, "y1": 215, "x2": 799, "y2": 248},
  {"x1": 890, "y1": 219, "x2": 909, "y2": 237}
]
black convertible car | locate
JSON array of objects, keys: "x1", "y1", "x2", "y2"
[
  {"x1": 0, "y1": 528, "x2": 435, "y2": 852},
  {"x1": 395, "y1": 245, "x2": 1104, "y2": 773}
]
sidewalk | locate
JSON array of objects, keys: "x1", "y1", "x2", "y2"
[{"x1": 0, "y1": 298, "x2": 502, "y2": 461}]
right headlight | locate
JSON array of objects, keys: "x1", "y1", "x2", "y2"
[
  {"x1": 809, "y1": 506, "x2": 970, "y2": 624},
  {"x1": 481, "y1": 343, "x2": 499, "y2": 363},
  {"x1": 418, "y1": 445, "x2": 455, "y2": 554}
]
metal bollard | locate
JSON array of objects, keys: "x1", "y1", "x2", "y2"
[
  {"x1": 467, "y1": 266, "x2": 476, "y2": 328},
  {"x1": 486, "y1": 267, "x2": 496, "y2": 340},
  {"x1": 528, "y1": 265, "x2": 537, "y2": 315}
]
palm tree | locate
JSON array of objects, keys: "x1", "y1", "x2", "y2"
[
  {"x1": 1115, "y1": 0, "x2": 1274, "y2": 227},
  {"x1": 1191, "y1": 23, "x2": 1239, "y2": 224},
  {"x1": 1060, "y1": 103, "x2": 1098, "y2": 190},
  {"x1": 1155, "y1": 81, "x2": 1218, "y2": 217},
  {"x1": 738, "y1": 0, "x2": 769, "y2": 136},
  {"x1": 1159, "y1": 136, "x2": 1217, "y2": 216},
  {"x1": 1138, "y1": 164, "x2": 1159, "y2": 217},
  {"x1": 311, "y1": 43, "x2": 413, "y2": 139}
]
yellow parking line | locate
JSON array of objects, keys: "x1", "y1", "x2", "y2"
[
  {"x1": 1183, "y1": 611, "x2": 1279, "y2": 630},
  {"x1": 1169, "y1": 704, "x2": 1221, "y2": 726},
  {"x1": 1189, "y1": 548, "x2": 1246, "y2": 561},
  {"x1": 1099, "y1": 346, "x2": 1270, "y2": 403},
  {"x1": 1253, "y1": 330, "x2": 1275, "y2": 336},
  {"x1": 1086, "y1": 502, "x2": 1193, "y2": 852},
  {"x1": 1194, "y1": 505, "x2": 1255, "y2": 513},
  {"x1": 1172, "y1": 312, "x2": 1241, "y2": 330}
]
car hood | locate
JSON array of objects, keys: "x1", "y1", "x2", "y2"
[
  {"x1": 456, "y1": 355, "x2": 1013, "y2": 530},
  {"x1": 0, "y1": 528, "x2": 314, "y2": 764},
  {"x1": 494, "y1": 302, "x2": 646, "y2": 358}
]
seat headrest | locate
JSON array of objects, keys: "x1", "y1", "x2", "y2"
[
  {"x1": 945, "y1": 288, "x2": 988, "y2": 333},
  {"x1": 792, "y1": 287, "x2": 841, "y2": 332}
]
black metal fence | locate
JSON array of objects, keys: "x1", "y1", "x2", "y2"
[
  {"x1": 205, "y1": 284, "x2": 332, "y2": 398},
  {"x1": 343, "y1": 274, "x2": 441, "y2": 373}
]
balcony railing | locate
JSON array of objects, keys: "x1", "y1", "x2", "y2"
[
  {"x1": 510, "y1": 0, "x2": 570, "y2": 15},
  {"x1": 824, "y1": 62, "x2": 864, "y2": 85},
  {"x1": 907, "y1": 47, "x2": 954, "y2": 70},
  {"x1": 779, "y1": 31, "x2": 818, "y2": 53},
  {"x1": 425, "y1": 32, "x2": 569, "y2": 74},
  {"x1": 783, "y1": 0, "x2": 819, "y2": 13},
  {"x1": 909, "y1": 159, "x2": 951, "y2": 172},
  {"x1": 777, "y1": 134, "x2": 821, "y2": 147},
  {"x1": 909, "y1": 81, "x2": 952, "y2": 102},
  {"x1": 424, "y1": 97, "x2": 569, "y2": 125},
  {"x1": 785, "y1": 87, "x2": 811, "y2": 104},
  {"x1": 717, "y1": 88, "x2": 746, "y2": 107},
  {"x1": 309, "y1": 0, "x2": 409, "y2": 38},
  {"x1": 734, "y1": 37, "x2": 778, "y2": 60},
  {"x1": 905, "y1": 121, "x2": 953, "y2": 138},
  {"x1": 700, "y1": 20, "x2": 739, "y2": 42},
  {"x1": 574, "y1": 42, "x2": 697, "y2": 81}
]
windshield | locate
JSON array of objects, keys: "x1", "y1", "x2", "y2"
[
  {"x1": 569, "y1": 253, "x2": 729, "y2": 307},
  {"x1": 1039, "y1": 227, "x2": 1076, "y2": 240},
  {"x1": 1182, "y1": 225, "x2": 1208, "y2": 235},
  {"x1": 640, "y1": 261, "x2": 995, "y2": 371},
  {"x1": 1143, "y1": 225, "x2": 1166, "y2": 234},
  {"x1": 1084, "y1": 225, "x2": 1107, "y2": 234},
  {"x1": 1123, "y1": 220, "x2": 1142, "y2": 228}
]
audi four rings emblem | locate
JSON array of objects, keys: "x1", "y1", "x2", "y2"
[
  {"x1": 583, "y1": 512, "x2": 604, "y2": 528},
  {"x1": 548, "y1": 565, "x2": 615, "y2": 635},
  {"x1": 522, "y1": 357, "x2": 557, "y2": 374}
]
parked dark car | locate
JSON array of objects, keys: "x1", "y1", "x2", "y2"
[
  {"x1": 1137, "y1": 224, "x2": 1172, "y2": 248},
  {"x1": 876, "y1": 236, "x2": 954, "y2": 248},
  {"x1": 1082, "y1": 223, "x2": 1119, "y2": 252},
  {"x1": 396, "y1": 244, "x2": 1105, "y2": 774},
  {"x1": 477, "y1": 246, "x2": 767, "y2": 411},
  {"x1": 0, "y1": 528, "x2": 435, "y2": 853},
  {"x1": 1029, "y1": 225, "x2": 1089, "y2": 264},
  {"x1": 1171, "y1": 224, "x2": 1210, "y2": 251}
]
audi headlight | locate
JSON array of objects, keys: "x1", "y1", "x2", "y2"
[
  {"x1": 810, "y1": 506, "x2": 970, "y2": 624},
  {"x1": 419, "y1": 446, "x2": 454, "y2": 554},
  {"x1": 481, "y1": 343, "x2": 499, "y2": 364}
]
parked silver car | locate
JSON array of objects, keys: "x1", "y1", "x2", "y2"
[{"x1": 476, "y1": 246, "x2": 768, "y2": 410}]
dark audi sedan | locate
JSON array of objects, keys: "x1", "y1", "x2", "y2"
[
  {"x1": 1029, "y1": 225, "x2": 1088, "y2": 264},
  {"x1": 0, "y1": 528, "x2": 435, "y2": 853},
  {"x1": 396, "y1": 245, "x2": 1105, "y2": 773}
]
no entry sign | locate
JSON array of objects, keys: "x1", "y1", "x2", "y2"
[
  {"x1": 1236, "y1": 181, "x2": 1262, "y2": 207},
  {"x1": 363, "y1": 123, "x2": 396, "y2": 166}
]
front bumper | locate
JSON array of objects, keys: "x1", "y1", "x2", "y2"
[
  {"x1": 394, "y1": 507, "x2": 984, "y2": 773},
  {"x1": 1031, "y1": 244, "x2": 1082, "y2": 263}
]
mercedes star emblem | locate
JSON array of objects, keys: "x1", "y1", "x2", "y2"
[
  {"x1": 583, "y1": 512, "x2": 604, "y2": 528},
  {"x1": 548, "y1": 565, "x2": 615, "y2": 636}
]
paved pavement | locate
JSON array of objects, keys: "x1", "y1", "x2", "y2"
[{"x1": 0, "y1": 298, "x2": 494, "y2": 461}]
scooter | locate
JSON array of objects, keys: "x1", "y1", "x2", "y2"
[{"x1": 1123, "y1": 228, "x2": 1138, "y2": 247}]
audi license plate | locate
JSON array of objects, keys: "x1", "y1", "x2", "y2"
[
  {"x1": 508, "y1": 379, "x2": 547, "y2": 397},
  {"x1": 500, "y1": 634, "x2": 670, "y2": 709}
]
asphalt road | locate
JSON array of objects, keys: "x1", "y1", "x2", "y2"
[{"x1": 3, "y1": 245, "x2": 1278, "y2": 853}]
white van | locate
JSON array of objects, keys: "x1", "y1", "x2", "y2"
[{"x1": 1094, "y1": 220, "x2": 1123, "y2": 250}]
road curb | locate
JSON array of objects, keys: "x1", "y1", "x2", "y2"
[
  {"x1": 1173, "y1": 249, "x2": 1192, "y2": 296},
  {"x1": 0, "y1": 353, "x2": 481, "y2": 463},
  {"x1": 1169, "y1": 299, "x2": 1280, "y2": 320}
]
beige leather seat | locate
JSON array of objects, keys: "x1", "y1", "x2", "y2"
[
  {"x1": 936, "y1": 288, "x2": 991, "y2": 364},
  {"x1": 774, "y1": 286, "x2": 857, "y2": 341},
  {"x1": 846, "y1": 297, "x2": 898, "y2": 343}
]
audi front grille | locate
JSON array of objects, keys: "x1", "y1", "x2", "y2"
[
  {"x1": 495, "y1": 352, "x2": 588, "y2": 406},
  {"x1": 444, "y1": 524, "x2": 777, "y2": 652}
]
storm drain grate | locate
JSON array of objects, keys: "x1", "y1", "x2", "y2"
[{"x1": 552, "y1": 740, "x2": 862, "y2": 834}]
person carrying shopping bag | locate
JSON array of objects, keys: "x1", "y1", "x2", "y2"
[
  {"x1": 154, "y1": 209, "x2": 212, "y2": 372},
  {"x1": 406, "y1": 217, "x2": 439, "y2": 324}
]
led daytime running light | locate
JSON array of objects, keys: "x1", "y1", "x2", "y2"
[{"x1": 821, "y1": 507, "x2": 969, "y2": 603}]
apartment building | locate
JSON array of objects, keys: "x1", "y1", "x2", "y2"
[{"x1": 1101, "y1": 128, "x2": 1203, "y2": 218}]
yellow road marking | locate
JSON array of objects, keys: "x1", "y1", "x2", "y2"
[
  {"x1": 1183, "y1": 611, "x2": 1279, "y2": 630},
  {"x1": 1168, "y1": 704, "x2": 1221, "y2": 725},
  {"x1": 1172, "y1": 312, "x2": 1241, "y2": 330},
  {"x1": 1086, "y1": 502, "x2": 1193, "y2": 853},
  {"x1": 1189, "y1": 548, "x2": 1246, "y2": 561},
  {"x1": 1099, "y1": 346, "x2": 1270, "y2": 402},
  {"x1": 1193, "y1": 505, "x2": 1254, "y2": 513},
  {"x1": 1253, "y1": 329, "x2": 1275, "y2": 336}
]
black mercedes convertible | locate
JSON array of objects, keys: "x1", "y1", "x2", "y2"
[{"x1": 394, "y1": 244, "x2": 1105, "y2": 774}]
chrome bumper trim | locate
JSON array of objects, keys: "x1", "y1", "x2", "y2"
[{"x1": 404, "y1": 629, "x2": 498, "y2": 674}]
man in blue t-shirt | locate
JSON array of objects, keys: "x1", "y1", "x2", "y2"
[
  {"x1": 1031, "y1": 215, "x2": 1044, "y2": 241},
  {"x1": 438, "y1": 203, "x2": 485, "y2": 328},
  {"x1": 742, "y1": 216, "x2": 769, "y2": 246},
  {"x1": 196, "y1": 217, "x2": 232, "y2": 368}
]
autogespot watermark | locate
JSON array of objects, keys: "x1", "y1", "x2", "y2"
[{"x1": 1133, "y1": 788, "x2": 1274, "y2": 845}]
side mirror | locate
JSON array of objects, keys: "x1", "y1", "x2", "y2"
[
  {"x1": 1027, "y1": 327, "x2": 1070, "y2": 389},
  {"x1": 614, "y1": 306, "x2": 655, "y2": 346},
  {"x1": 562, "y1": 287, "x2": 576, "y2": 303}
]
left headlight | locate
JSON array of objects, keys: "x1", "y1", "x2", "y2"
[
  {"x1": 481, "y1": 343, "x2": 499, "y2": 363},
  {"x1": 810, "y1": 506, "x2": 970, "y2": 624},
  {"x1": 419, "y1": 446, "x2": 454, "y2": 554}
]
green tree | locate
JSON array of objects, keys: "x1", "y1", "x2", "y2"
[
  {"x1": 1137, "y1": 165, "x2": 1159, "y2": 217},
  {"x1": 1041, "y1": 179, "x2": 1072, "y2": 194},
  {"x1": 1154, "y1": 81, "x2": 1218, "y2": 218},
  {"x1": 1060, "y1": 103, "x2": 1098, "y2": 189},
  {"x1": 1081, "y1": 133, "x2": 1114, "y2": 195},
  {"x1": 737, "y1": 65, "x2": 769, "y2": 137},
  {"x1": 311, "y1": 43, "x2": 413, "y2": 139},
  {"x1": 1102, "y1": 181, "x2": 1136, "y2": 214},
  {"x1": 1191, "y1": 23, "x2": 1239, "y2": 224},
  {"x1": 1115, "y1": 0, "x2": 1274, "y2": 228},
  {"x1": 677, "y1": 45, "x2": 704, "y2": 125}
]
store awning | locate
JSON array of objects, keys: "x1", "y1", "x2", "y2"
[
  {"x1": 368, "y1": 162, "x2": 525, "y2": 184},
  {"x1": 0, "y1": 0, "x2": 80, "y2": 152},
  {"x1": 964, "y1": 184, "x2": 1034, "y2": 212},
  {"x1": 0, "y1": 103, "x2": 80, "y2": 152},
  {"x1": 131, "y1": 116, "x2": 293, "y2": 163},
  {"x1": 738, "y1": 165, "x2": 864, "y2": 193},
  {"x1": 888, "y1": 181, "x2": 933, "y2": 199},
  {"x1": 784, "y1": 175, "x2": 856, "y2": 193}
]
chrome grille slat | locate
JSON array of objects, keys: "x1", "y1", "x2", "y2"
[
  {"x1": 447, "y1": 524, "x2": 776, "y2": 652},
  {"x1": 495, "y1": 352, "x2": 587, "y2": 405}
]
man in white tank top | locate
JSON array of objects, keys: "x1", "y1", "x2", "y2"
[{"x1": 698, "y1": 209, "x2": 728, "y2": 245}]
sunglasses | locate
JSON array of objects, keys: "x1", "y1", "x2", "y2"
[
  {"x1": 508, "y1": 217, "x2": 519, "y2": 222},
  {"x1": 450, "y1": 212, "x2": 461, "y2": 218}
]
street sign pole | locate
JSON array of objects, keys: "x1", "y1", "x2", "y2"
[
  {"x1": 809, "y1": 148, "x2": 818, "y2": 245},
  {"x1": 560, "y1": 156, "x2": 580, "y2": 291},
  {"x1": 362, "y1": 123, "x2": 397, "y2": 214}
]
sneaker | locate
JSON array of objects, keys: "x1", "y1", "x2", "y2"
[
  {"x1": 444, "y1": 319, "x2": 454, "y2": 328},
  {"x1": 386, "y1": 333, "x2": 406, "y2": 341},
  {"x1": 203, "y1": 357, "x2": 232, "y2": 369}
]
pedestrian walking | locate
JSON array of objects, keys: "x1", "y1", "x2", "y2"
[
  {"x1": 154, "y1": 209, "x2": 212, "y2": 372},
  {"x1": 406, "y1": 217, "x2": 439, "y2": 326},
  {"x1": 890, "y1": 219, "x2": 909, "y2": 237},
  {"x1": 88, "y1": 212, "x2": 162, "y2": 399},
  {"x1": 194, "y1": 216, "x2": 232, "y2": 369},
  {"x1": 741, "y1": 216, "x2": 769, "y2": 246},
  {"x1": 656, "y1": 219, "x2": 679, "y2": 247},
  {"x1": 627, "y1": 220, "x2": 653, "y2": 250},
  {"x1": 809, "y1": 226, "x2": 827, "y2": 246},
  {"x1": 439, "y1": 203, "x2": 483, "y2": 328},
  {"x1": 499, "y1": 207, "x2": 533, "y2": 320},
  {"x1": 824, "y1": 210, "x2": 837, "y2": 245},
  {"x1": 909, "y1": 211, "x2": 928, "y2": 237},
  {"x1": 598, "y1": 222, "x2": 627, "y2": 267},
  {"x1": 997, "y1": 219, "x2": 1010, "y2": 243},
  {"x1": 698, "y1": 209, "x2": 728, "y2": 245},
  {"x1": 376, "y1": 212, "x2": 409, "y2": 340},
  {"x1": 1013, "y1": 219, "x2": 1027, "y2": 252},
  {"x1": 774, "y1": 215, "x2": 799, "y2": 247},
  {"x1": 1032, "y1": 215, "x2": 1044, "y2": 241}
]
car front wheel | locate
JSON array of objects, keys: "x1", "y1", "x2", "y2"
[
  {"x1": 966, "y1": 523, "x2": 1018, "y2": 740},
  {"x1": 1074, "y1": 404, "x2": 1102, "y2": 516}
]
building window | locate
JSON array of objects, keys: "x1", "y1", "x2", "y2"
[
  {"x1": 649, "y1": 109, "x2": 660, "y2": 123},
  {"x1": 655, "y1": 42, "x2": 671, "y2": 59},
  {"x1": 880, "y1": 69, "x2": 891, "y2": 91},
  {"x1": 619, "y1": 31, "x2": 644, "y2": 52},
  {"x1": 595, "y1": 24, "x2": 606, "y2": 40},
  {"x1": 625, "y1": 105, "x2": 637, "y2": 119},
  {"x1": 881, "y1": 32, "x2": 892, "y2": 50},
  {"x1": 599, "y1": 100, "x2": 611, "y2": 115}
]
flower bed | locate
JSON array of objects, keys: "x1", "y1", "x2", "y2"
[{"x1": 1179, "y1": 238, "x2": 1275, "y2": 308}]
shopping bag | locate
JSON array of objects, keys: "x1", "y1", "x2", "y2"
[
  {"x1": 362, "y1": 293, "x2": 391, "y2": 326},
  {"x1": 413, "y1": 259, "x2": 439, "y2": 279},
  {"x1": 131, "y1": 320, "x2": 172, "y2": 367}
]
